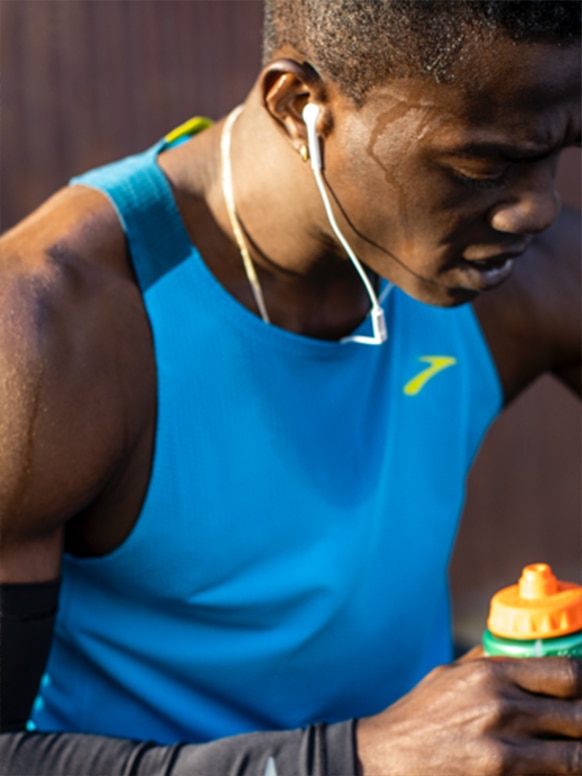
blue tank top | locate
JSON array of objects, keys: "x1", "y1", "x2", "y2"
[{"x1": 31, "y1": 121, "x2": 502, "y2": 744}]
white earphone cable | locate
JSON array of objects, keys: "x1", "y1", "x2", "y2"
[
  {"x1": 221, "y1": 103, "x2": 390, "y2": 345},
  {"x1": 303, "y1": 103, "x2": 389, "y2": 345},
  {"x1": 221, "y1": 106, "x2": 271, "y2": 323}
]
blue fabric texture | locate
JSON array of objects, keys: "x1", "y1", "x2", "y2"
[{"x1": 31, "y1": 132, "x2": 502, "y2": 744}]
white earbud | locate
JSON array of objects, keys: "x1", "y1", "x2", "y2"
[{"x1": 302, "y1": 103, "x2": 322, "y2": 171}]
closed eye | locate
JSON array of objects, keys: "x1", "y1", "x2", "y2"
[{"x1": 450, "y1": 166, "x2": 511, "y2": 191}]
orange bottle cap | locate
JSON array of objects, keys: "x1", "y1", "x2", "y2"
[{"x1": 487, "y1": 563, "x2": 582, "y2": 640}]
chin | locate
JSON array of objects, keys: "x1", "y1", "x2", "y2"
[{"x1": 396, "y1": 277, "x2": 479, "y2": 309}]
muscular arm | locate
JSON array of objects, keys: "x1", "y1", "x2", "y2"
[
  {"x1": 0, "y1": 189, "x2": 134, "y2": 729},
  {"x1": 527, "y1": 205, "x2": 581, "y2": 396},
  {"x1": 474, "y1": 206, "x2": 581, "y2": 404},
  {"x1": 0, "y1": 189, "x2": 359, "y2": 776}
]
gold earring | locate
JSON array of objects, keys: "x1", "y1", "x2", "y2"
[{"x1": 299, "y1": 144, "x2": 310, "y2": 163}]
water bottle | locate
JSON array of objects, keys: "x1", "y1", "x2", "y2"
[{"x1": 483, "y1": 563, "x2": 582, "y2": 658}]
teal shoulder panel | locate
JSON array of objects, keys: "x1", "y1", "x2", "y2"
[{"x1": 70, "y1": 144, "x2": 193, "y2": 292}]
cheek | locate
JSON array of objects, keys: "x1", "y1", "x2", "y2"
[
  {"x1": 325, "y1": 116, "x2": 413, "y2": 215},
  {"x1": 326, "y1": 147, "x2": 419, "y2": 240},
  {"x1": 368, "y1": 161, "x2": 488, "y2": 253},
  {"x1": 325, "y1": 133, "x2": 486, "y2": 263},
  {"x1": 351, "y1": 159, "x2": 460, "y2": 255},
  {"x1": 352, "y1": 111, "x2": 438, "y2": 231}
]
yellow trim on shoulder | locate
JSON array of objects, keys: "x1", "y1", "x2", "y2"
[{"x1": 164, "y1": 116, "x2": 214, "y2": 145}]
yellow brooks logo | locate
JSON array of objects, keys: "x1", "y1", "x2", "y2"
[{"x1": 403, "y1": 356, "x2": 457, "y2": 396}]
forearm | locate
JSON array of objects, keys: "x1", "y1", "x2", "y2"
[
  {"x1": 0, "y1": 579, "x2": 359, "y2": 775},
  {"x1": 0, "y1": 720, "x2": 358, "y2": 776},
  {"x1": 0, "y1": 579, "x2": 60, "y2": 731}
]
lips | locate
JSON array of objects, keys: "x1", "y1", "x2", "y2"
[
  {"x1": 470, "y1": 255, "x2": 513, "y2": 270},
  {"x1": 456, "y1": 242, "x2": 530, "y2": 290},
  {"x1": 460, "y1": 256, "x2": 515, "y2": 290},
  {"x1": 463, "y1": 239, "x2": 531, "y2": 265}
]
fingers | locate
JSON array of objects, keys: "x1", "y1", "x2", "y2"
[
  {"x1": 511, "y1": 738, "x2": 582, "y2": 775},
  {"x1": 450, "y1": 657, "x2": 582, "y2": 744},
  {"x1": 500, "y1": 657, "x2": 582, "y2": 700},
  {"x1": 360, "y1": 654, "x2": 582, "y2": 776},
  {"x1": 512, "y1": 694, "x2": 582, "y2": 739}
]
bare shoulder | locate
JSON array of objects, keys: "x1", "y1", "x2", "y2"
[
  {"x1": 0, "y1": 186, "x2": 155, "y2": 579},
  {"x1": 473, "y1": 206, "x2": 581, "y2": 404}
]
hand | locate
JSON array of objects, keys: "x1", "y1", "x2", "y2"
[{"x1": 357, "y1": 652, "x2": 582, "y2": 775}]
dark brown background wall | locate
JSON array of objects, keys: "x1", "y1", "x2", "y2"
[{"x1": 1, "y1": 0, "x2": 580, "y2": 647}]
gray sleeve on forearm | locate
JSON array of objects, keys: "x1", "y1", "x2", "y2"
[{"x1": 0, "y1": 720, "x2": 359, "y2": 776}]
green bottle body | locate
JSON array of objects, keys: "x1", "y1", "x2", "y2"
[{"x1": 483, "y1": 627, "x2": 582, "y2": 658}]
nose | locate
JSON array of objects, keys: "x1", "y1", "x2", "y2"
[{"x1": 488, "y1": 162, "x2": 561, "y2": 236}]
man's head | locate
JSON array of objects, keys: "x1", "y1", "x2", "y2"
[
  {"x1": 254, "y1": 1, "x2": 580, "y2": 306},
  {"x1": 263, "y1": 0, "x2": 581, "y2": 105}
]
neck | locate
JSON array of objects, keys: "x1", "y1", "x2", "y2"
[{"x1": 160, "y1": 100, "x2": 377, "y2": 340}]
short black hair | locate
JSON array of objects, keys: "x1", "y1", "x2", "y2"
[{"x1": 263, "y1": 0, "x2": 581, "y2": 103}]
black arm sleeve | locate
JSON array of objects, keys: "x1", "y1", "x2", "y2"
[
  {"x1": 0, "y1": 720, "x2": 359, "y2": 776},
  {"x1": 0, "y1": 582, "x2": 360, "y2": 775},
  {"x1": 0, "y1": 579, "x2": 61, "y2": 732}
]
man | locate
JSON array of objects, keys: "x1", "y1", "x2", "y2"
[{"x1": 0, "y1": 1, "x2": 580, "y2": 774}]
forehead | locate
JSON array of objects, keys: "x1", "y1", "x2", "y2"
[{"x1": 354, "y1": 38, "x2": 581, "y2": 154}]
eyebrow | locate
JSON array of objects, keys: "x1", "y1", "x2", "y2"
[{"x1": 446, "y1": 141, "x2": 558, "y2": 163}]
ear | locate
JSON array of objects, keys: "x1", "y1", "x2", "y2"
[{"x1": 260, "y1": 58, "x2": 329, "y2": 152}]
